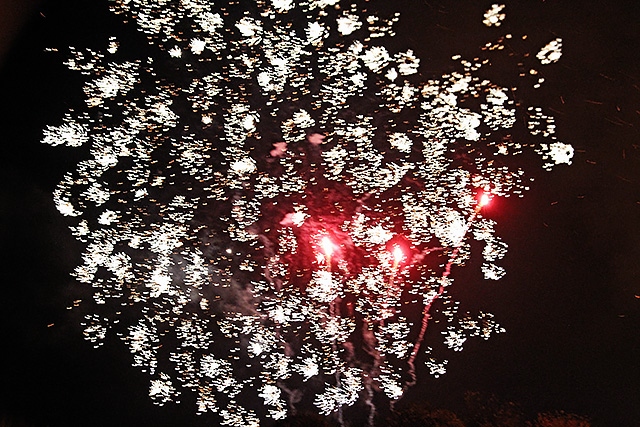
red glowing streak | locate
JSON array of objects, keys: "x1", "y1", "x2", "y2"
[
  {"x1": 393, "y1": 245, "x2": 404, "y2": 266},
  {"x1": 321, "y1": 236, "x2": 334, "y2": 257},
  {"x1": 479, "y1": 193, "x2": 491, "y2": 208}
]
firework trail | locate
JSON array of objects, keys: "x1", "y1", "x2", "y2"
[{"x1": 42, "y1": 1, "x2": 573, "y2": 425}]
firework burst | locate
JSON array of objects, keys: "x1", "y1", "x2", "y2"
[{"x1": 43, "y1": 1, "x2": 572, "y2": 425}]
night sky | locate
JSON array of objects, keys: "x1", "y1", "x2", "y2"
[{"x1": 1, "y1": 0, "x2": 639, "y2": 426}]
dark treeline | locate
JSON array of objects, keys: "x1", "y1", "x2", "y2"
[
  {"x1": 272, "y1": 392, "x2": 592, "y2": 427},
  {"x1": 0, "y1": 393, "x2": 592, "y2": 427}
]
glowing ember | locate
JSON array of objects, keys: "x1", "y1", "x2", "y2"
[
  {"x1": 42, "y1": 1, "x2": 573, "y2": 425},
  {"x1": 392, "y1": 245, "x2": 404, "y2": 267},
  {"x1": 321, "y1": 236, "x2": 335, "y2": 258},
  {"x1": 479, "y1": 193, "x2": 492, "y2": 208}
]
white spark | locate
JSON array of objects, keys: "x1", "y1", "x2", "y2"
[
  {"x1": 537, "y1": 38, "x2": 563, "y2": 65},
  {"x1": 537, "y1": 141, "x2": 574, "y2": 170},
  {"x1": 483, "y1": 4, "x2": 506, "y2": 27},
  {"x1": 190, "y1": 38, "x2": 206, "y2": 55}
]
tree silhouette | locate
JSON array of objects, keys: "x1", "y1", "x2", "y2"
[
  {"x1": 384, "y1": 405, "x2": 465, "y2": 427},
  {"x1": 532, "y1": 412, "x2": 591, "y2": 427},
  {"x1": 464, "y1": 391, "x2": 526, "y2": 427}
]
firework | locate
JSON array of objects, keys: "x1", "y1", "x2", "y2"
[{"x1": 43, "y1": 1, "x2": 572, "y2": 425}]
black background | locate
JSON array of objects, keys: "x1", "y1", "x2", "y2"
[{"x1": 1, "y1": 0, "x2": 639, "y2": 425}]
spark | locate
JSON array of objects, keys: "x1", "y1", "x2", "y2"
[
  {"x1": 483, "y1": 4, "x2": 506, "y2": 27},
  {"x1": 392, "y1": 245, "x2": 404, "y2": 268},
  {"x1": 537, "y1": 38, "x2": 563, "y2": 65},
  {"x1": 479, "y1": 193, "x2": 491, "y2": 208},
  {"x1": 321, "y1": 236, "x2": 335, "y2": 258}
]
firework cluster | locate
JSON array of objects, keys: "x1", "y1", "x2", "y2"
[{"x1": 44, "y1": 1, "x2": 571, "y2": 425}]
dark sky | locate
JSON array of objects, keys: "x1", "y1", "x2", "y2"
[{"x1": 1, "y1": 0, "x2": 639, "y2": 426}]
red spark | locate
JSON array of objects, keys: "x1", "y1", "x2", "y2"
[
  {"x1": 479, "y1": 193, "x2": 491, "y2": 208},
  {"x1": 321, "y1": 236, "x2": 334, "y2": 257},
  {"x1": 393, "y1": 245, "x2": 404, "y2": 266}
]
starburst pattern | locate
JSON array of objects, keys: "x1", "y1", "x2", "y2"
[{"x1": 43, "y1": 1, "x2": 572, "y2": 425}]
